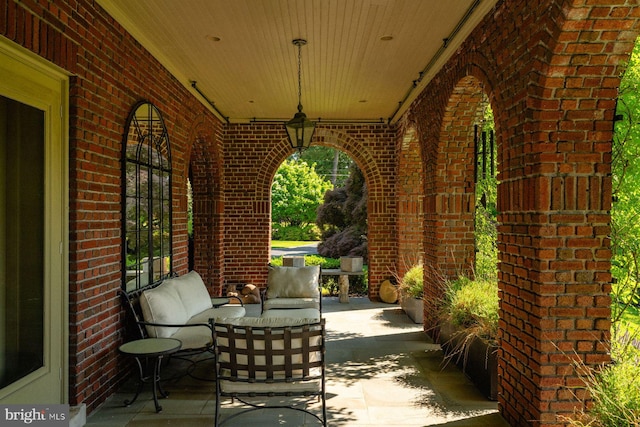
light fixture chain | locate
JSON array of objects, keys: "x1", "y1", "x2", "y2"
[{"x1": 297, "y1": 41, "x2": 302, "y2": 109}]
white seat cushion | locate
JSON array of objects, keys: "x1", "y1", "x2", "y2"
[
  {"x1": 214, "y1": 316, "x2": 321, "y2": 328},
  {"x1": 263, "y1": 297, "x2": 319, "y2": 310},
  {"x1": 260, "y1": 308, "x2": 320, "y2": 321},
  {"x1": 219, "y1": 370, "x2": 322, "y2": 394},
  {"x1": 171, "y1": 324, "x2": 213, "y2": 350},
  {"x1": 190, "y1": 306, "x2": 246, "y2": 323}
]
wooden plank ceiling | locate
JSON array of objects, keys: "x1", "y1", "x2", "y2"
[{"x1": 97, "y1": 0, "x2": 497, "y2": 123}]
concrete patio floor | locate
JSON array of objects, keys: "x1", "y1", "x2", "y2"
[{"x1": 86, "y1": 297, "x2": 509, "y2": 426}]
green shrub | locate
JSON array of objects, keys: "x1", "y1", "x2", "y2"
[
  {"x1": 270, "y1": 257, "x2": 283, "y2": 266},
  {"x1": 306, "y1": 255, "x2": 340, "y2": 268},
  {"x1": 400, "y1": 264, "x2": 423, "y2": 299},
  {"x1": 272, "y1": 224, "x2": 320, "y2": 240}
]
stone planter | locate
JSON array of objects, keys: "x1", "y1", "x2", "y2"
[
  {"x1": 400, "y1": 295, "x2": 423, "y2": 324},
  {"x1": 437, "y1": 322, "x2": 498, "y2": 400},
  {"x1": 340, "y1": 256, "x2": 363, "y2": 272}
]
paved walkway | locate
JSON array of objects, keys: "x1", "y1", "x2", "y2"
[
  {"x1": 270, "y1": 241, "x2": 319, "y2": 258},
  {"x1": 86, "y1": 298, "x2": 508, "y2": 426}
]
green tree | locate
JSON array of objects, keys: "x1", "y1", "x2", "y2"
[
  {"x1": 298, "y1": 146, "x2": 353, "y2": 187},
  {"x1": 612, "y1": 39, "x2": 640, "y2": 321},
  {"x1": 474, "y1": 106, "x2": 498, "y2": 281},
  {"x1": 271, "y1": 159, "x2": 333, "y2": 237}
]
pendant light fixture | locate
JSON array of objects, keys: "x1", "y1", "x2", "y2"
[{"x1": 284, "y1": 38, "x2": 315, "y2": 153}]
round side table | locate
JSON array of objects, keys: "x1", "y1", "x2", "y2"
[{"x1": 119, "y1": 337, "x2": 182, "y2": 413}]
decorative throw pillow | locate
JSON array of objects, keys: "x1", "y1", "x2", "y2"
[
  {"x1": 169, "y1": 270, "x2": 213, "y2": 318},
  {"x1": 140, "y1": 282, "x2": 188, "y2": 338},
  {"x1": 267, "y1": 265, "x2": 320, "y2": 299}
]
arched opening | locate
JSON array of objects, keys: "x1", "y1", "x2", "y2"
[
  {"x1": 423, "y1": 76, "x2": 488, "y2": 319},
  {"x1": 187, "y1": 118, "x2": 225, "y2": 294},
  {"x1": 418, "y1": 76, "x2": 501, "y2": 399},
  {"x1": 250, "y1": 126, "x2": 395, "y2": 301},
  {"x1": 396, "y1": 125, "x2": 425, "y2": 278},
  {"x1": 270, "y1": 149, "x2": 336, "y2": 244},
  {"x1": 269, "y1": 146, "x2": 368, "y2": 297}
]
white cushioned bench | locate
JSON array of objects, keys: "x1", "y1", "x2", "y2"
[{"x1": 138, "y1": 271, "x2": 246, "y2": 351}]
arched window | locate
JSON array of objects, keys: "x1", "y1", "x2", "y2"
[{"x1": 123, "y1": 102, "x2": 172, "y2": 293}]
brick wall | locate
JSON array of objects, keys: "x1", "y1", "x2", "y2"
[{"x1": 2, "y1": 0, "x2": 222, "y2": 411}]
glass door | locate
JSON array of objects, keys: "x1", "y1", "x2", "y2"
[
  {"x1": 0, "y1": 42, "x2": 68, "y2": 404},
  {"x1": 0, "y1": 95, "x2": 46, "y2": 390}
]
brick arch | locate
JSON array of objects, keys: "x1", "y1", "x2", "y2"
[
  {"x1": 435, "y1": 76, "x2": 486, "y2": 277},
  {"x1": 409, "y1": 58, "x2": 498, "y2": 294},
  {"x1": 253, "y1": 128, "x2": 382, "y2": 201},
  {"x1": 252, "y1": 126, "x2": 394, "y2": 300},
  {"x1": 493, "y1": 3, "x2": 640, "y2": 426},
  {"x1": 187, "y1": 114, "x2": 225, "y2": 294},
  {"x1": 395, "y1": 120, "x2": 424, "y2": 277}
]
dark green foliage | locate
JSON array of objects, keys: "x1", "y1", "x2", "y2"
[{"x1": 316, "y1": 164, "x2": 368, "y2": 260}]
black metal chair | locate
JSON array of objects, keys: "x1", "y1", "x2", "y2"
[{"x1": 211, "y1": 318, "x2": 327, "y2": 426}]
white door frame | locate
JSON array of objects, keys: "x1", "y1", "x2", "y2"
[{"x1": 0, "y1": 36, "x2": 69, "y2": 404}]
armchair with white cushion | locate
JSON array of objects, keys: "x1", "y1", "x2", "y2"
[{"x1": 262, "y1": 265, "x2": 322, "y2": 313}]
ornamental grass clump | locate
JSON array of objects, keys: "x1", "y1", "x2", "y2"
[
  {"x1": 563, "y1": 332, "x2": 640, "y2": 427},
  {"x1": 442, "y1": 276, "x2": 499, "y2": 344}
]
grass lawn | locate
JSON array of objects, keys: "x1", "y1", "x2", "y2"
[{"x1": 271, "y1": 240, "x2": 319, "y2": 248}]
